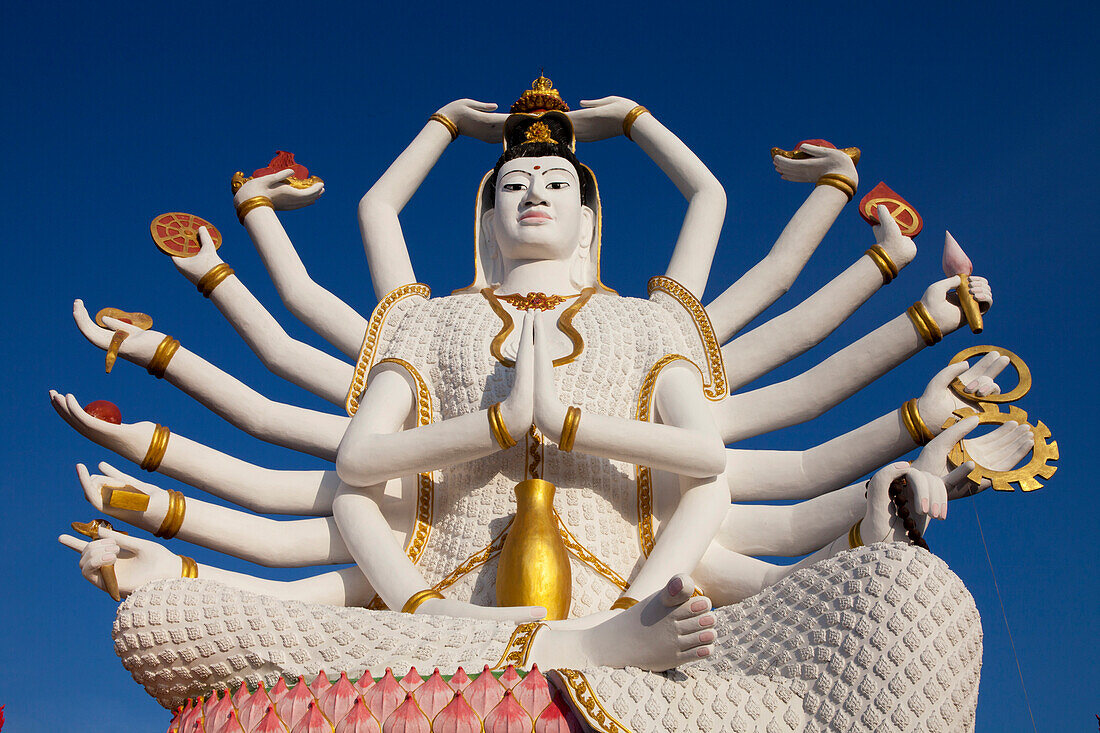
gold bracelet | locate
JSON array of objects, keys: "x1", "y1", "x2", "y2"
[
  {"x1": 901, "y1": 398, "x2": 934, "y2": 445},
  {"x1": 816, "y1": 173, "x2": 857, "y2": 201},
  {"x1": 140, "y1": 424, "x2": 171, "y2": 471},
  {"x1": 848, "y1": 519, "x2": 864, "y2": 549},
  {"x1": 146, "y1": 336, "x2": 180, "y2": 379},
  {"x1": 429, "y1": 112, "x2": 459, "y2": 141},
  {"x1": 197, "y1": 263, "x2": 235, "y2": 298},
  {"x1": 488, "y1": 403, "x2": 517, "y2": 449},
  {"x1": 864, "y1": 244, "x2": 899, "y2": 284},
  {"x1": 402, "y1": 588, "x2": 444, "y2": 614},
  {"x1": 180, "y1": 555, "x2": 198, "y2": 579},
  {"x1": 622, "y1": 105, "x2": 649, "y2": 140},
  {"x1": 559, "y1": 406, "x2": 581, "y2": 452},
  {"x1": 155, "y1": 489, "x2": 186, "y2": 539},
  {"x1": 235, "y1": 195, "x2": 273, "y2": 224},
  {"x1": 610, "y1": 596, "x2": 638, "y2": 611},
  {"x1": 906, "y1": 302, "x2": 943, "y2": 346}
]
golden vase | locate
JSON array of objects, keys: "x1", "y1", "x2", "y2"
[{"x1": 495, "y1": 479, "x2": 572, "y2": 620}]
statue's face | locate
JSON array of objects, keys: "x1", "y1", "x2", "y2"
[{"x1": 489, "y1": 156, "x2": 592, "y2": 263}]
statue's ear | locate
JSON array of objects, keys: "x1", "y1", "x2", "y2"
[
  {"x1": 578, "y1": 205, "x2": 595, "y2": 254},
  {"x1": 480, "y1": 208, "x2": 495, "y2": 245}
]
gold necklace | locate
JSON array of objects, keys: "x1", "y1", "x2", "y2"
[
  {"x1": 481, "y1": 288, "x2": 595, "y2": 367},
  {"x1": 496, "y1": 291, "x2": 582, "y2": 311}
]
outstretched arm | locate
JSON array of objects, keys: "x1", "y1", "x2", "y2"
[
  {"x1": 359, "y1": 99, "x2": 508, "y2": 299},
  {"x1": 724, "y1": 205, "x2": 917, "y2": 390},
  {"x1": 170, "y1": 227, "x2": 354, "y2": 405},
  {"x1": 234, "y1": 170, "x2": 368, "y2": 357},
  {"x1": 569, "y1": 97, "x2": 726, "y2": 299},
  {"x1": 706, "y1": 144, "x2": 859, "y2": 343},
  {"x1": 76, "y1": 463, "x2": 352, "y2": 567},
  {"x1": 717, "y1": 274, "x2": 993, "y2": 443},
  {"x1": 72, "y1": 304, "x2": 348, "y2": 459}
]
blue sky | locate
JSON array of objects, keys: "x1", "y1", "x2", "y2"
[{"x1": 2, "y1": 1, "x2": 1096, "y2": 730}]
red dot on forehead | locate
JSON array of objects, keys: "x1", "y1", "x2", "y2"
[{"x1": 533, "y1": 165, "x2": 540, "y2": 170}]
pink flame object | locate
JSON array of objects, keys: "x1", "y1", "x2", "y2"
[
  {"x1": 446, "y1": 668, "x2": 472, "y2": 693},
  {"x1": 381, "y1": 693, "x2": 430, "y2": 733},
  {"x1": 942, "y1": 231, "x2": 973, "y2": 276},
  {"x1": 335, "y1": 697, "x2": 382, "y2": 733},
  {"x1": 412, "y1": 670, "x2": 453, "y2": 721},
  {"x1": 221, "y1": 710, "x2": 247, "y2": 733},
  {"x1": 482, "y1": 690, "x2": 532, "y2": 733},
  {"x1": 363, "y1": 669, "x2": 406, "y2": 725},
  {"x1": 513, "y1": 664, "x2": 552, "y2": 717},
  {"x1": 464, "y1": 667, "x2": 505, "y2": 719},
  {"x1": 320, "y1": 671, "x2": 361, "y2": 724}
]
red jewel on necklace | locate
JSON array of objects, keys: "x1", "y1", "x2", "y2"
[{"x1": 498, "y1": 292, "x2": 575, "y2": 311}]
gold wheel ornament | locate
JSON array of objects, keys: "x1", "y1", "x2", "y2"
[
  {"x1": 948, "y1": 345, "x2": 1032, "y2": 404},
  {"x1": 150, "y1": 212, "x2": 222, "y2": 258}
]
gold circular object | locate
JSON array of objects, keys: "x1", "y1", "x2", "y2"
[
  {"x1": 622, "y1": 105, "x2": 649, "y2": 140},
  {"x1": 948, "y1": 345, "x2": 1032, "y2": 404},
  {"x1": 141, "y1": 424, "x2": 171, "y2": 472},
  {"x1": 147, "y1": 336, "x2": 180, "y2": 379},
  {"x1": 945, "y1": 404, "x2": 1058, "y2": 492},
  {"x1": 150, "y1": 213, "x2": 222, "y2": 257},
  {"x1": 197, "y1": 263, "x2": 235, "y2": 297},
  {"x1": 402, "y1": 588, "x2": 444, "y2": 614},
  {"x1": 235, "y1": 195, "x2": 274, "y2": 224},
  {"x1": 429, "y1": 112, "x2": 459, "y2": 140}
]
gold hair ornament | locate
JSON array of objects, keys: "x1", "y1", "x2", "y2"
[
  {"x1": 510, "y1": 75, "x2": 570, "y2": 114},
  {"x1": 524, "y1": 120, "x2": 557, "y2": 145}
]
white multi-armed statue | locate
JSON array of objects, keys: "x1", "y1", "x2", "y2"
[{"x1": 54, "y1": 79, "x2": 1042, "y2": 731}]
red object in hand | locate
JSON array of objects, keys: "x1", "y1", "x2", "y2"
[
  {"x1": 859, "y1": 182, "x2": 923, "y2": 238},
  {"x1": 84, "y1": 400, "x2": 122, "y2": 424},
  {"x1": 252, "y1": 151, "x2": 310, "y2": 179},
  {"x1": 796, "y1": 139, "x2": 837, "y2": 150}
]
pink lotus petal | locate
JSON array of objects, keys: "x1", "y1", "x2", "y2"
[
  {"x1": 411, "y1": 669, "x2": 452, "y2": 721},
  {"x1": 320, "y1": 671, "x2": 361, "y2": 726},
  {"x1": 398, "y1": 667, "x2": 423, "y2": 692},
  {"x1": 276, "y1": 677, "x2": 318, "y2": 731},
  {"x1": 363, "y1": 669, "x2": 405, "y2": 725},
  {"x1": 177, "y1": 699, "x2": 199, "y2": 733},
  {"x1": 483, "y1": 690, "x2": 532, "y2": 733},
  {"x1": 289, "y1": 701, "x2": 334, "y2": 733},
  {"x1": 942, "y1": 231, "x2": 973, "y2": 276},
  {"x1": 167, "y1": 706, "x2": 182, "y2": 733},
  {"x1": 238, "y1": 684, "x2": 274, "y2": 732},
  {"x1": 513, "y1": 664, "x2": 552, "y2": 718},
  {"x1": 464, "y1": 666, "x2": 504, "y2": 719},
  {"x1": 354, "y1": 670, "x2": 375, "y2": 695},
  {"x1": 431, "y1": 693, "x2": 481, "y2": 733},
  {"x1": 253, "y1": 705, "x2": 290, "y2": 733},
  {"x1": 271, "y1": 678, "x2": 292, "y2": 706},
  {"x1": 233, "y1": 683, "x2": 253, "y2": 710},
  {"x1": 446, "y1": 667, "x2": 472, "y2": 693},
  {"x1": 206, "y1": 692, "x2": 238, "y2": 733},
  {"x1": 335, "y1": 697, "x2": 382, "y2": 733},
  {"x1": 534, "y1": 692, "x2": 583, "y2": 733},
  {"x1": 498, "y1": 665, "x2": 521, "y2": 690},
  {"x1": 310, "y1": 671, "x2": 333, "y2": 699},
  {"x1": 381, "y1": 693, "x2": 430, "y2": 733},
  {"x1": 220, "y1": 710, "x2": 247, "y2": 733}
]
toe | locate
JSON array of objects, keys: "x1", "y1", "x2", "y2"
[
  {"x1": 661, "y1": 574, "x2": 695, "y2": 607},
  {"x1": 672, "y1": 595, "x2": 712, "y2": 621}
]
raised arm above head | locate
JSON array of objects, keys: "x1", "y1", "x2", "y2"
[
  {"x1": 234, "y1": 170, "x2": 368, "y2": 357},
  {"x1": 359, "y1": 99, "x2": 507, "y2": 300},
  {"x1": 706, "y1": 143, "x2": 859, "y2": 343},
  {"x1": 170, "y1": 227, "x2": 355, "y2": 405},
  {"x1": 569, "y1": 97, "x2": 726, "y2": 299},
  {"x1": 724, "y1": 205, "x2": 917, "y2": 390}
]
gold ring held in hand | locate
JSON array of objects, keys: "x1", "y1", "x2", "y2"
[
  {"x1": 622, "y1": 105, "x2": 649, "y2": 140},
  {"x1": 402, "y1": 588, "x2": 444, "y2": 614},
  {"x1": 948, "y1": 345, "x2": 1032, "y2": 404}
]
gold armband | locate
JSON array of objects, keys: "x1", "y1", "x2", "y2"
[
  {"x1": 180, "y1": 555, "x2": 198, "y2": 579},
  {"x1": 402, "y1": 588, "x2": 444, "y2": 614},
  {"x1": 140, "y1": 424, "x2": 171, "y2": 471},
  {"x1": 235, "y1": 195, "x2": 273, "y2": 224},
  {"x1": 816, "y1": 173, "x2": 857, "y2": 201},
  {"x1": 906, "y1": 302, "x2": 943, "y2": 346},
  {"x1": 429, "y1": 112, "x2": 459, "y2": 141},
  {"x1": 847, "y1": 519, "x2": 864, "y2": 549},
  {"x1": 197, "y1": 263, "x2": 235, "y2": 298},
  {"x1": 488, "y1": 403, "x2": 517, "y2": 449},
  {"x1": 610, "y1": 596, "x2": 639, "y2": 611},
  {"x1": 146, "y1": 336, "x2": 180, "y2": 379},
  {"x1": 865, "y1": 244, "x2": 899, "y2": 284},
  {"x1": 559, "y1": 406, "x2": 581, "y2": 453},
  {"x1": 622, "y1": 105, "x2": 649, "y2": 140},
  {"x1": 900, "y1": 398, "x2": 935, "y2": 445},
  {"x1": 155, "y1": 489, "x2": 186, "y2": 539}
]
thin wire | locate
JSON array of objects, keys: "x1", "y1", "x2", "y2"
[{"x1": 969, "y1": 490, "x2": 1038, "y2": 733}]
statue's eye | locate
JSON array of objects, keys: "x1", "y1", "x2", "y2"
[
  {"x1": 502, "y1": 182, "x2": 527, "y2": 192},
  {"x1": 546, "y1": 181, "x2": 570, "y2": 190}
]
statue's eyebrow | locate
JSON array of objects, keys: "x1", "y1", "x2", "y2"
[{"x1": 541, "y1": 167, "x2": 575, "y2": 178}]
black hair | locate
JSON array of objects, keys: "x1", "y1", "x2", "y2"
[{"x1": 483, "y1": 142, "x2": 589, "y2": 209}]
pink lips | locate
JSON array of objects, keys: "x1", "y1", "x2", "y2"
[{"x1": 519, "y1": 210, "x2": 552, "y2": 223}]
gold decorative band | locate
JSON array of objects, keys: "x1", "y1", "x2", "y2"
[
  {"x1": 906, "y1": 302, "x2": 943, "y2": 346},
  {"x1": 610, "y1": 596, "x2": 638, "y2": 611},
  {"x1": 155, "y1": 489, "x2": 186, "y2": 539},
  {"x1": 559, "y1": 406, "x2": 581, "y2": 452},
  {"x1": 622, "y1": 105, "x2": 649, "y2": 140},
  {"x1": 901, "y1": 398, "x2": 934, "y2": 445},
  {"x1": 488, "y1": 403, "x2": 517, "y2": 449},
  {"x1": 848, "y1": 519, "x2": 864, "y2": 549},
  {"x1": 816, "y1": 173, "x2": 857, "y2": 201},
  {"x1": 180, "y1": 555, "x2": 198, "y2": 579},
  {"x1": 146, "y1": 336, "x2": 180, "y2": 379},
  {"x1": 141, "y1": 424, "x2": 171, "y2": 471},
  {"x1": 493, "y1": 622, "x2": 548, "y2": 669},
  {"x1": 402, "y1": 588, "x2": 444, "y2": 614},
  {"x1": 235, "y1": 195, "x2": 273, "y2": 224},
  {"x1": 865, "y1": 244, "x2": 899, "y2": 284},
  {"x1": 197, "y1": 263, "x2": 235, "y2": 298},
  {"x1": 429, "y1": 112, "x2": 459, "y2": 140}
]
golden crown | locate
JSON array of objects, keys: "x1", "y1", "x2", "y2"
[{"x1": 510, "y1": 75, "x2": 570, "y2": 114}]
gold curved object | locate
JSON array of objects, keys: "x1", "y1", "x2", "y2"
[
  {"x1": 197, "y1": 263, "x2": 235, "y2": 298},
  {"x1": 154, "y1": 489, "x2": 186, "y2": 538},
  {"x1": 610, "y1": 596, "x2": 638, "y2": 611},
  {"x1": 865, "y1": 244, "x2": 898, "y2": 284},
  {"x1": 816, "y1": 173, "x2": 857, "y2": 201},
  {"x1": 235, "y1": 195, "x2": 273, "y2": 224},
  {"x1": 140, "y1": 424, "x2": 171, "y2": 472},
  {"x1": 647, "y1": 277, "x2": 727, "y2": 400},
  {"x1": 488, "y1": 402, "x2": 517, "y2": 449},
  {"x1": 901, "y1": 398, "x2": 934, "y2": 446},
  {"x1": 622, "y1": 105, "x2": 649, "y2": 140},
  {"x1": 104, "y1": 331, "x2": 127, "y2": 374},
  {"x1": 554, "y1": 669, "x2": 632, "y2": 733},
  {"x1": 146, "y1": 336, "x2": 180, "y2": 379},
  {"x1": 847, "y1": 519, "x2": 864, "y2": 550},
  {"x1": 906, "y1": 302, "x2": 942, "y2": 346},
  {"x1": 948, "y1": 345, "x2": 1032, "y2": 404},
  {"x1": 946, "y1": 404, "x2": 1058, "y2": 492},
  {"x1": 402, "y1": 588, "x2": 445, "y2": 614},
  {"x1": 95, "y1": 308, "x2": 153, "y2": 374},
  {"x1": 482, "y1": 287, "x2": 594, "y2": 367},
  {"x1": 493, "y1": 622, "x2": 548, "y2": 669},
  {"x1": 559, "y1": 406, "x2": 581, "y2": 452},
  {"x1": 429, "y1": 112, "x2": 459, "y2": 140},
  {"x1": 955, "y1": 275, "x2": 984, "y2": 334},
  {"x1": 180, "y1": 555, "x2": 199, "y2": 579},
  {"x1": 496, "y1": 479, "x2": 572, "y2": 620}
]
